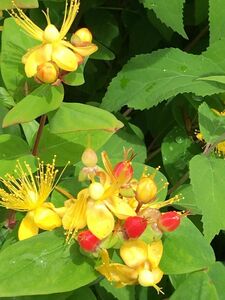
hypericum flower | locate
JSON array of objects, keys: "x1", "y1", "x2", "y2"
[
  {"x1": 96, "y1": 240, "x2": 164, "y2": 293},
  {"x1": 196, "y1": 131, "x2": 225, "y2": 156},
  {"x1": 0, "y1": 158, "x2": 63, "y2": 240},
  {"x1": 8, "y1": 0, "x2": 98, "y2": 82},
  {"x1": 62, "y1": 151, "x2": 136, "y2": 242}
]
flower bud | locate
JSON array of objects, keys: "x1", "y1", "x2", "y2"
[
  {"x1": 71, "y1": 28, "x2": 93, "y2": 46},
  {"x1": 139, "y1": 208, "x2": 161, "y2": 223},
  {"x1": 43, "y1": 24, "x2": 60, "y2": 43},
  {"x1": 36, "y1": 62, "x2": 59, "y2": 84},
  {"x1": 88, "y1": 182, "x2": 104, "y2": 200},
  {"x1": 81, "y1": 148, "x2": 98, "y2": 167},
  {"x1": 113, "y1": 161, "x2": 133, "y2": 183},
  {"x1": 136, "y1": 177, "x2": 157, "y2": 203},
  {"x1": 120, "y1": 240, "x2": 148, "y2": 268},
  {"x1": 138, "y1": 268, "x2": 163, "y2": 287}
]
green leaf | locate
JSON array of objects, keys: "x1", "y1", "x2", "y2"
[
  {"x1": 198, "y1": 102, "x2": 225, "y2": 144},
  {"x1": 0, "y1": 87, "x2": 15, "y2": 108},
  {"x1": 101, "y1": 48, "x2": 225, "y2": 111},
  {"x1": 67, "y1": 287, "x2": 97, "y2": 300},
  {"x1": 172, "y1": 184, "x2": 201, "y2": 214},
  {"x1": 160, "y1": 218, "x2": 215, "y2": 274},
  {"x1": 91, "y1": 41, "x2": 115, "y2": 61},
  {"x1": 208, "y1": 262, "x2": 225, "y2": 298},
  {"x1": 48, "y1": 103, "x2": 123, "y2": 134},
  {"x1": 100, "y1": 279, "x2": 135, "y2": 300},
  {"x1": 63, "y1": 65, "x2": 85, "y2": 86},
  {"x1": 0, "y1": 231, "x2": 98, "y2": 297},
  {"x1": 161, "y1": 127, "x2": 200, "y2": 184},
  {"x1": 0, "y1": 134, "x2": 36, "y2": 176},
  {"x1": 170, "y1": 262, "x2": 225, "y2": 300},
  {"x1": 190, "y1": 155, "x2": 225, "y2": 242},
  {"x1": 3, "y1": 84, "x2": 64, "y2": 128},
  {"x1": 141, "y1": 0, "x2": 187, "y2": 38},
  {"x1": 197, "y1": 75, "x2": 225, "y2": 84},
  {"x1": 209, "y1": 0, "x2": 225, "y2": 45},
  {"x1": 1, "y1": 18, "x2": 39, "y2": 98},
  {"x1": 97, "y1": 128, "x2": 147, "y2": 163},
  {"x1": 0, "y1": 0, "x2": 38, "y2": 9},
  {"x1": 21, "y1": 120, "x2": 39, "y2": 147},
  {"x1": 0, "y1": 291, "x2": 73, "y2": 300},
  {"x1": 37, "y1": 127, "x2": 113, "y2": 166},
  {"x1": 170, "y1": 271, "x2": 218, "y2": 300}
]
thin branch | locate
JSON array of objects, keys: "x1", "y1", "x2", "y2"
[
  {"x1": 123, "y1": 107, "x2": 133, "y2": 117},
  {"x1": 184, "y1": 25, "x2": 209, "y2": 52},
  {"x1": 168, "y1": 172, "x2": 189, "y2": 195},
  {"x1": 32, "y1": 114, "x2": 47, "y2": 156}
]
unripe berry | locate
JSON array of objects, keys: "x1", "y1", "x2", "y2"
[
  {"x1": 120, "y1": 240, "x2": 148, "y2": 268},
  {"x1": 113, "y1": 161, "x2": 133, "y2": 183},
  {"x1": 77, "y1": 230, "x2": 100, "y2": 252},
  {"x1": 136, "y1": 177, "x2": 157, "y2": 203},
  {"x1": 88, "y1": 182, "x2": 104, "y2": 200},
  {"x1": 81, "y1": 148, "x2": 98, "y2": 167},
  {"x1": 36, "y1": 62, "x2": 59, "y2": 84},
  {"x1": 124, "y1": 216, "x2": 147, "y2": 238},
  {"x1": 157, "y1": 211, "x2": 181, "y2": 232}
]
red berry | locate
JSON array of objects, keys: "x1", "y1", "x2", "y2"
[
  {"x1": 77, "y1": 230, "x2": 100, "y2": 252},
  {"x1": 113, "y1": 161, "x2": 133, "y2": 183},
  {"x1": 124, "y1": 216, "x2": 147, "y2": 238},
  {"x1": 157, "y1": 211, "x2": 181, "y2": 232}
]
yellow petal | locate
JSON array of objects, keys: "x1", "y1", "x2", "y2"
[
  {"x1": 62, "y1": 189, "x2": 88, "y2": 232},
  {"x1": 87, "y1": 200, "x2": 114, "y2": 239},
  {"x1": 18, "y1": 211, "x2": 39, "y2": 241},
  {"x1": 96, "y1": 250, "x2": 138, "y2": 286},
  {"x1": 52, "y1": 44, "x2": 78, "y2": 71},
  {"x1": 24, "y1": 44, "x2": 52, "y2": 77},
  {"x1": 120, "y1": 240, "x2": 148, "y2": 268},
  {"x1": 148, "y1": 240, "x2": 163, "y2": 269},
  {"x1": 73, "y1": 43, "x2": 98, "y2": 57},
  {"x1": 34, "y1": 206, "x2": 61, "y2": 230},
  {"x1": 105, "y1": 196, "x2": 136, "y2": 219}
]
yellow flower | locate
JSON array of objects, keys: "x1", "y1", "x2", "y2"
[
  {"x1": 9, "y1": 0, "x2": 98, "y2": 80},
  {"x1": 96, "y1": 240, "x2": 164, "y2": 293},
  {"x1": 0, "y1": 158, "x2": 62, "y2": 240},
  {"x1": 62, "y1": 151, "x2": 136, "y2": 242}
]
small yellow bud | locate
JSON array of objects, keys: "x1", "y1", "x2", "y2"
[
  {"x1": 136, "y1": 177, "x2": 157, "y2": 203},
  {"x1": 120, "y1": 240, "x2": 148, "y2": 268},
  {"x1": 82, "y1": 148, "x2": 98, "y2": 167},
  {"x1": 138, "y1": 268, "x2": 163, "y2": 287},
  {"x1": 88, "y1": 182, "x2": 104, "y2": 200},
  {"x1": 36, "y1": 62, "x2": 59, "y2": 84},
  {"x1": 43, "y1": 24, "x2": 60, "y2": 43},
  {"x1": 71, "y1": 28, "x2": 93, "y2": 46}
]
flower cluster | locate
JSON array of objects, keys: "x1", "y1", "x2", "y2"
[
  {"x1": 8, "y1": 0, "x2": 97, "y2": 84},
  {"x1": 0, "y1": 149, "x2": 184, "y2": 292}
]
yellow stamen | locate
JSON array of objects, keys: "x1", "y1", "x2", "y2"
[
  {"x1": 59, "y1": 0, "x2": 80, "y2": 40},
  {"x1": 8, "y1": 2, "x2": 43, "y2": 41}
]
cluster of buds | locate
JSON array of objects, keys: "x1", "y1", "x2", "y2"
[
  {"x1": 61, "y1": 147, "x2": 185, "y2": 293},
  {"x1": 0, "y1": 148, "x2": 185, "y2": 292}
]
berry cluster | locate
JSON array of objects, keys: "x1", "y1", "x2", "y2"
[{"x1": 62, "y1": 148, "x2": 185, "y2": 293}]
